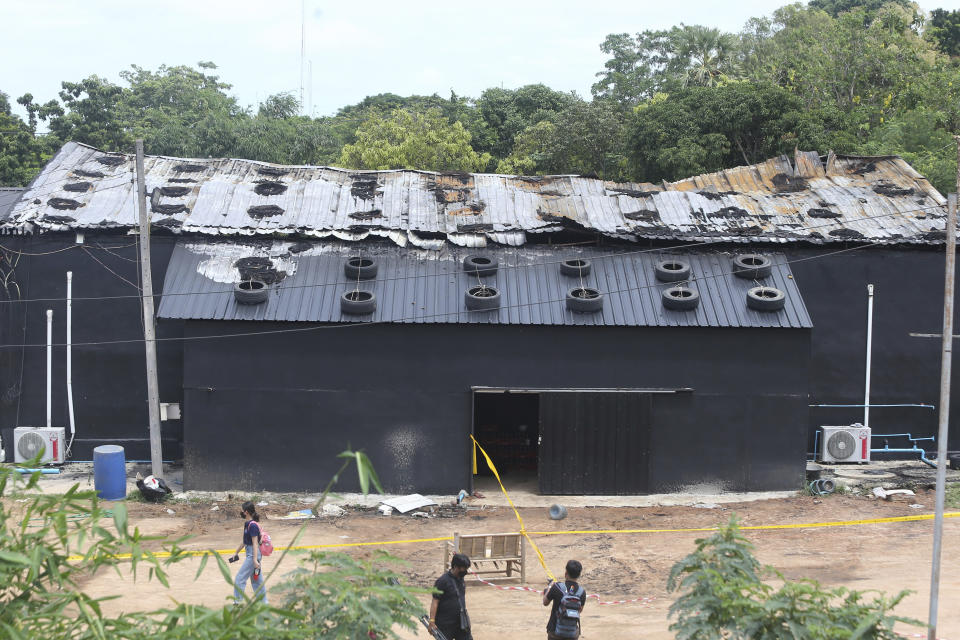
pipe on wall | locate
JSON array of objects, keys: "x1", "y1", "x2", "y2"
[
  {"x1": 46, "y1": 309, "x2": 52, "y2": 429},
  {"x1": 865, "y1": 283, "x2": 874, "y2": 430},
  {"x1": 66, "y1": 272, "x2": 76, "y2": 453}
]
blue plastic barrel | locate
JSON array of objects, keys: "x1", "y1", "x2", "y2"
[{"x1": 93, "y1": 445, "x2": 126, "y2": 500}]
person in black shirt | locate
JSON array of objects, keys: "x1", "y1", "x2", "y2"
[
  {"x1": 429, "y1": 553, "x2": 472, "y2": 640},
  {"x1": 543, "y1": 559, "x2": 586, "y2": 639}
]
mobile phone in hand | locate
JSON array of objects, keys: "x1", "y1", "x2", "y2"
[{"x1": 229, "y1": 555, "x2": 238, "y2": 563}]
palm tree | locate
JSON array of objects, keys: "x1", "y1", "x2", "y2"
[{"x1": 672, "y1": 25, "x2": 739, "y2": 87}]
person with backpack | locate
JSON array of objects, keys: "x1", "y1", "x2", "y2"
[
  {"x1": 428, "y1": 553, "x2": 472, "y2": 640},
  {"x1": 542, "y1": 560, "x2": 586, "y2": 639},
  {"x1": 229, "y1": 500, "x2": 268, "y2": 604}
]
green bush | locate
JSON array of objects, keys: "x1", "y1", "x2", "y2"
[{"x1": 667, "y1": 515, "x2": 920, "y2": 640}]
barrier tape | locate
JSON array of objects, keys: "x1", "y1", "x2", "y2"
[
  {"x1": 469, "y1": 571, "x2": 657, "y2": 607},
  {"x1": 65, "y1": 511, "x2": 960, "y2": 562},
  {"x1": 470, "y1": 435, "x2": 557, "y2": 582}
]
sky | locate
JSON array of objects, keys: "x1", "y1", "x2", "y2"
[{"x1": 4, "y1": 0, "x2": 960, "y2": 121}]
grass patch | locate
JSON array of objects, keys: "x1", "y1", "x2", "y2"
[{"x1": 947, "y1": 483, "x2": 960, "y2": 509}]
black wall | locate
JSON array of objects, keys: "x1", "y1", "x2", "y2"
[
  {"x1": 787, "y1": 247, "x2": 960, "y2": 454},
  {"x1": 0, "y1": 233, "x2": 183, "y2": 460},
  {"x1": 180, "y1": 321, "x2": 810, "y2": 494}
]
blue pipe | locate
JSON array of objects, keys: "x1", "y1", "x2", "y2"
[
  {"x1": 67, "y1": 460, "x2": 175, "y2": 464},
  {"x1": 14, "y1": 468, "x2": 60, "y2": 474}
]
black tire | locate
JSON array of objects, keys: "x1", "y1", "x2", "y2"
[
  {"x1": 662, "y1": 286, "x2": 700, "y2": 311},
  {"x1": 949, "y1": 453, "x2": 960, "y2": 470},
  {"x1": 465, "y1": 285, "x2": 501, "y2": 311},
  {"x1": 234, "y1": 280, "x2": 269, "y2": 305},
  {"x1": 344, "y1": 256, "x2": 378, "y2": 280},
  {"x1": 560, "y1": 258, "x2": 592, "y2": 277},
  {"x1": 566, "y1": 287, "x2": 603, "y2": 313},
  {"x1": 463, "y1": 255, "x2": 498, "y2": 277},
  {"x1": 747, "y1": 286, "x2": 786, "y2": 311},
  {"x1": 341, "y1": 290, "x2": 376, "y2": 315},
  {"x1": 655, "y1": 259, "x2": 691, "y2": 283},
  {"x1": 733, "y1": 254, "x2": 773, "y2": 279}
]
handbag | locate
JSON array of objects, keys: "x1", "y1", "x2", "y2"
[{"x1": 459, "y1": 609, "x2": 470, "y2": 630}]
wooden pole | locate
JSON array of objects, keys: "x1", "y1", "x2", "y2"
[
  {"x1": 927, "y1": 138, "x2": 959, "y2": 640},
  {"x1": 135, "y1": 140, "x2": 164, "y2": 479}
]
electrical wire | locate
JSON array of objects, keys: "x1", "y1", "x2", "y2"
[
  {"x1": 0, "y1": 202, "x2": 948, "y2": 306},
  {"x1": 0, "y1": 240, "x2": 883, "y2": 350}
]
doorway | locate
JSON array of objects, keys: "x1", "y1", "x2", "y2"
[{"x1": 472, "y1": 391, "x2": 539, "y2": 490}]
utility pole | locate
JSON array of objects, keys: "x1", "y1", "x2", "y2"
[
  {"x1": 135, "y1": 140, "x2": 164, "y2": 479},
  {"x1": 927, "y1": 138, "x2": 959, "y2": 640}
]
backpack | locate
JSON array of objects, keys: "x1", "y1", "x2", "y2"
[
  {"x1": 248, "y1": 521, "x2": 274, "y2": 556},
  {"x1": 552, "y1": 581, "x2": 585, "y2": 639}
]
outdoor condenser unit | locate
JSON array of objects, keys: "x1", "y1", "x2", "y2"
[
  {"x1": 819, "y1": 425, "x2": 871, "y2": 463},
  {"x1": 13, "y1": 427, "x2": 66, "y2": 464}
]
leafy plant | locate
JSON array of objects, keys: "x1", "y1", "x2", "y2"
[
  {"x1": 0, "y1": 449, "x2": 422, "y2": 639},
  {"x1": 667, "y1": 515, "x2": 920, "y2": 640}
]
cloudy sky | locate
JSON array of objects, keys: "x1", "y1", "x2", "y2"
[{"x1": 3, "y1": 0, "x2": 960, "y2": 120}]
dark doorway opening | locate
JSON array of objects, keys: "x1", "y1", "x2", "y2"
[{"x1": 473, "y1": 392, "x2": 539, "y2": 486}]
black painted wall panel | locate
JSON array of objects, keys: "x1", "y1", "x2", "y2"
[
  {"x1": 182, "y1": 321, "x2": 809, "y2": 493},
  {"x1": 787, "y1": 247, "x2": 960, "y2": 454},
  {"x1": 0, "y1": 233, "x2": 183, "y2": 460}
]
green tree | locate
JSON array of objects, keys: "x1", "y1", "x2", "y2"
[
  {"x1": 0, "y1": 92, "x2": 53, "y2": 186},
  {"x1": 258, "y1": 93, "x2": 300, "y2": 119},
  {"x1": 667, "y1": 516, "x2": 920, "y2": 640},
  {"x1": 807, "y1": 0, "x2": 912, "y2": 19},
  {"x1": 765, "y1": 3, "x2": 936, "y2": 120},
  {"x1": 475, "y1": 84, "x2": 575, "y2": 159},
  {"x1": 927, "y1": 8, "x2": 960, "y2": 56},
  {"x1": 497, "y1": 99, "x2": 628, "y2": 179},
  {"x1": 339, "y1": 108, "x2": 491, "y2": 172},
  {"x1": 628, "y1": 82, "x2": 846, "y2": 182},
  {"x1": 860, "y1": 107, "x2": 957, "y2": 194}
]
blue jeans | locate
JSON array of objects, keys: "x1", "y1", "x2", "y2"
[{"x1": 233, "y1": 544, "x2": 267, "y2": 604}]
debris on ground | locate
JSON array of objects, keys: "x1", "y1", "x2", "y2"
[
  {"x1": 321, "y1": 504, "x2": 346, "y2": 517},
  {"x1": 380, "y1": 494, "x2": 437, "y2": 514},
  {"x1": 276, "y1": 509, "x2": 316, "y2": 520},
  {"x1": 378, "y1": 504, "x2": 394, "y2": 516}
]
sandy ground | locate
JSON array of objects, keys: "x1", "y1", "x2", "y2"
[{"x1": 45, "y1": 488, "x2": 958, "y2": 640}]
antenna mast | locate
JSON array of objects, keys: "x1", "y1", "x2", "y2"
[{"x1": 299, "y1": 0, "x2": 305, "y2": 114}]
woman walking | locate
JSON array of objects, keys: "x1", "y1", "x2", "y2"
[{"x1": 231, "y1": 500, "x2": 267, "y2": 604}]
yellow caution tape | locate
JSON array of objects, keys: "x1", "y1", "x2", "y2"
[
  {"x1": 469, "y1": 435, "x2": 556, "y2": 581},
  {"x1": 65, "y1": 512, "x2": 960, "y2": 562}
]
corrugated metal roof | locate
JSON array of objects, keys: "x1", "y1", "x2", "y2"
[
  {"x1": 156, "y1": 241, "x2": 812, "y2": 329},
  {"x1": 5, "y1": 142, "x2": 947, "y2": 246},
  {"x1": 0, "y1": 187, "x2": 25, "y2": 221}
]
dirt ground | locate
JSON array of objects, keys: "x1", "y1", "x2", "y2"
[{"x1": 49, "y1": 488, "x2": 959, "y2": 640}]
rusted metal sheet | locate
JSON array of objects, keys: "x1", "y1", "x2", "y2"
[
  {"x1": 4, "y1": 142, "x2": 947, "y2": 246},
  {"x1": 157, "y1": 241, "x2": 812, "y2": 329}
]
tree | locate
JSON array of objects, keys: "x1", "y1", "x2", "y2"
[
  {"x1": 496, "y1": 99, "x2": 628, "y2": 179},
  {"x1": 808, "y1": 0, "x2": 912, "y2": 19},
  {"x1": 339, "y1": 108, "x2": 491, "y2": 172},
  {"x1": 861, "y1": 107, "x2": 957, "y2": 194},
  {"x1": 0, "y1": 92, "x2": 53, "y2": 186},
  {"x1": 475, "y1": 84, "x2": 575, "y2": 159},
  {"x1": 628, "y1": 82, "x2": 848, "y2": 182},
  {"x1": 927, "y1": 8, "x2": 960, "y2": 57},
  {"x1": 592, "y1": 26, "x2": 740, "y2": 107},
  {"x1": 258, "y1": 93, "x2": 300, "y2": 119},
  {"x1": 765, "y1": 3, "x2": 936, "y2": 119},
  {"x1": 667, "y1": 516, "x2": 920, "y2": 640}
]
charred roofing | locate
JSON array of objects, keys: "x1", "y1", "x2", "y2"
[{"x1": 2, "y1": 142, "x2": 948, "y2": 247}]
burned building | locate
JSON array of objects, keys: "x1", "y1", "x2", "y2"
[{"x1": 0, "y1": 142, "x2": 952, "y2": 494}]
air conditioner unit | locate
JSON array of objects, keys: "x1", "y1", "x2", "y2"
[
  {"x1": 14, "y1": 427, "x2": 66, "y2": 464},
  {"x1": 819, "y1": 425, "x2": 871, "y2": 463}
]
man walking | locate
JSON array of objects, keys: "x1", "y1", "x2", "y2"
[
  {"x1": 543, "y1": 560, "x2": 586, "y2": 639},
  {"x1": 429, "y1": 553, "x2": 473, "y2": 640}
]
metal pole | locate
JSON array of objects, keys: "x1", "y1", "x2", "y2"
[
  {"x1": 45, "y1": 309, "x2": 52, "y2": 429},
  {"x1": 66, "y1": 272, "x2": 75, "y2": 448},
  {"x1": 136, "y1": 140, "x2": 164, "y2": 479},
  {"x1": 865, "y1": 283, "x2": 874, "y2": 429},
  {"x1": 928, "y1": 188, "x2": 957, "y2": 640}
]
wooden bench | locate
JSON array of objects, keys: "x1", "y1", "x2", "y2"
[{"x1": 444, "y1": 532, "x2": 526, "y2": 583}]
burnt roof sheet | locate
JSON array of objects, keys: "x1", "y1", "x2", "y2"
[
  {"x1": 0, "y1": 187, "x2": 25, "y2": 221},
  {"x1": 157, "y1": 241, "x2": 812, "y2": 329},
  {"x1": 6, "y1": 143, "x2": 946, "y2": 247}
]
